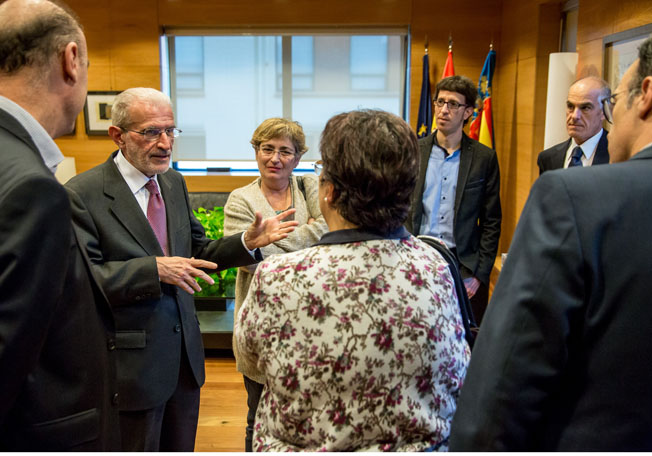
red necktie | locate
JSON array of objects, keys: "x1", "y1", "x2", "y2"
[{"x1": 145, "y1": 179, "x2": 169, "y2": 256}]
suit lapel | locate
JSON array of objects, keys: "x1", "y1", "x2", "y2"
[
  {"x1": 554, "y1": 139, "x2": 572, "y2": 169},
  {"x1": 454, "y1": 134, "x2": 473, "y2": 217},
  {"x1": 102, "y1": 154, "x2": 164, "y2": 256}
]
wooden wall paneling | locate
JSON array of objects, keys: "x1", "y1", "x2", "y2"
[
  {"x1": 614, "y1": 0, "x2": 652, "y2": 35},
  {"x1": 576, "y1": 39, "x2": 604, "y2": 78},
  {"x1": 158, "y1": 0, "x2": 412, "y2": 27},
  {"x1": 576, "y1": 0, "x2": 652, "y2": 80},
  {"x1": 184, "y1": 175, "x2": 257, "y2": 193}
]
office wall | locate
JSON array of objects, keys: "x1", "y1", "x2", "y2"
[{"x1": 55, "y1": 0, "x2": 501, "y2": 184}]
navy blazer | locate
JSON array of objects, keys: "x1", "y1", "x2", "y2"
[
  {"x1": 450, "y1": 146, "x2": 652, "y2": 450},
  {"x1": 537, "y1": 129, "x2": 609, "y2": 175},
  {"x1": 407, "y1": 132, "x2": 501, "y2": 286},
  {"x1": 0, "y1": 109, "x2": 120, "y2": 450},
  {"x1": 65, "y1": 152, "x2": 256, "y2": 411}
]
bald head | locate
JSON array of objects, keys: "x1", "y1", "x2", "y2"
[{"x1": 0, "y1": 0, "x2": 84, "y2": 75}]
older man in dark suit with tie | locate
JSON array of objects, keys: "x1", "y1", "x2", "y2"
[
  {"x1": 0, "y1": 0, "x2": 120, "y2": 450},
  {"x1": 65, "y1": 87, "x2": 298, "y2": 451},
  {"x1": 537, "y1": 76, "x2": 611, "y2": 174},
  {"x1": 450, "y1": 38, "x2": 652, "y2": 451}
]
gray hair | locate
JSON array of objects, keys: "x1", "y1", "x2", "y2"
[
  {"x1": 111, "y1": 88, "x2": 173, "y2": 128},
  {"x1": 628, "y1": 37, "x2": 652, "y2": 106},
  {"x1": 0, "y1": 0, "x2": 84, "y2": 74}
]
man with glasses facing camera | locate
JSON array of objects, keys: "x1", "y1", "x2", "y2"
[
  {"x1": 537, "y1": 76, "x2": 611, "y2": 174},
  {"x1": 65, "y1": 88, "x2": 298, "y2": 451},
  {"x1": 407, "y1": 75, "x2": 501, "y2": 325}
]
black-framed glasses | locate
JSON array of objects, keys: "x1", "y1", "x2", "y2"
[
  {"x1": 434, "y1": 98, "x2": 468, "y2": 111},
  {"x1": 123, "y1": 127, "x2": 182, "y2": 141},
  {"x1": 314, "y1": 160, "x2": 323, "y2": 176},
  {"x1": 602, "y1": 91, "x2": 624, "y2": 124},
  {"x1": 259, "y1": 145, "x2": 297, "y2": 159}
]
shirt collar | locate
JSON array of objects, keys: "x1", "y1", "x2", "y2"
[
  {"x1": 314, "y1": 226, "x2": 411, "y2": 246},
  {"x1": 113, "y1": 150, "x2": 159, "y2": 194},
  {"x1": 571, "y1": 128, "x2": 603, "y2": 159},
  {"x1": 0, "y1": 95, "x2": 63, "y2": 174}
]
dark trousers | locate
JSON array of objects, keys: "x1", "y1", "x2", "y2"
[
  {"x1": 243, "y1": 375, "x2": 264, "y2": 452},
  {"x1": 119, "y1": 349, "x2": 200, "y2": 451}
]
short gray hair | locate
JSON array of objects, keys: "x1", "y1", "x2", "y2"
[
  {"x1": 0, "y1": 0, "x2": 84, "y2": 74},
  {"x1": 111, "y1": 88, "x2": 173, "y2": 128}
]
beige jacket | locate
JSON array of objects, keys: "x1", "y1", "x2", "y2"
[{"x1": 224, "y1": 174, "x2": 328, "y2": 382}]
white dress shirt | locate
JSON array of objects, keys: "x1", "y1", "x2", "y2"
[{"x1": 564, "y1": 128, "x2": 604, "y2": 168}]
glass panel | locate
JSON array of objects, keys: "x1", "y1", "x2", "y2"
[{"x1": 168, "y1": 32, "x2": 405, "y2": 166}]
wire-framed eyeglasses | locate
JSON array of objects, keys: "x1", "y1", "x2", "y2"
[
  {"x1": 123, "y1": 127, "x2": 182, "y2": 141},
  {"x1": 259, "y1": 145, "x2": 297, "y2": 159},
  {"x1": 434, "y1": 98, "x2": 468, "y2": 111}
]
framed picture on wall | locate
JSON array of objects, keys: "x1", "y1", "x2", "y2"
[
  {"x1": 603, "y1": 23, "x2": 652, "y2": 90},
  {"x1": 84, "y1": 91, "x2": 121, "y2": 135}
]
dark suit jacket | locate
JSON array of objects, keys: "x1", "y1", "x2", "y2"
[
  {"x1": 0, "y1": 109, "x2": 120, "y2": 450},
  {"x1": 450, "y1": 146, "x2": 652, "y2": 451},
  {"x1": 65, "y1": 152, "x2": 255, "y2": 411},
  {"x1": 407, "y1": 132, "x2": 501, "y2": 285},
  {"x1": 537, "y1": 129, "x2": 609, "y2": 174}
]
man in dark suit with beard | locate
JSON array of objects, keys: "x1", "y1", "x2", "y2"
[
  {"x1": 537, "y1": 76, "x2": 611, "y2": 174},
  {"x1": 407, "y1": 75, "x2": 502, "y2": 325},
  {"x1": 65, "y1": 87, "x2": 298, "y2": 451},
  {"x1": 0, "y1": 0, "x2": 120, "y2": 450},
  {"x1": 450, "y1": 38, "x2": 652, "y2": 451}
]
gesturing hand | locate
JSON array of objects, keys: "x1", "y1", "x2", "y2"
[
  {"x1": 244, "y1": 208, "x2": 299, "y2": 250},
  {"x1": 156, "y1": 256, "x2": 218, "y2": 295}
]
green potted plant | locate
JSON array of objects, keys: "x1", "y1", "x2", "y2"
[{"x1": 193, "y1": 206, "x2": 237, "y2": 310}]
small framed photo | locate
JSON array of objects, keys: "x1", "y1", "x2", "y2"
[{"x1": 84, "y1": 91, "x2": 121, "y2": 135}]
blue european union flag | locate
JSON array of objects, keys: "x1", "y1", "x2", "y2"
[{"x1": 416, "y1": 53, "x2": 432, "y2": 138}]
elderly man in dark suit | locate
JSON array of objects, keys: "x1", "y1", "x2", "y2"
[
  {"x1": 407, "y1": 75, "x2": 502, "y2": 325},
  {"x1": 65, "y1": 87, "x2": 298, "y2": 451},
  {"x1": 0, "y1": 0, "x2": 120, "y2": 450},
  {"x1": 537, "y1": 76, "x2": 611, "y2": 174},
  {"x1": 450, "y1": 38, "x2": 652, "y2": 451}
]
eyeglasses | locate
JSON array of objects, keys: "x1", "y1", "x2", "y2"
[
  {"x1": 434, "y1": 98, "x2": 468, "y2": 111},
  {"x1": 123, "y1": 127, "x2": 182, "y2": 141},
  {"x1": 313, "y1": 160, "x2": 323, "y2": 176},
  {"x1": 259, "y1": 145, "x2": 297, "y2": 159},
  {"x1": 602, "y1": 91, "x2": 624, "y2": 124}
]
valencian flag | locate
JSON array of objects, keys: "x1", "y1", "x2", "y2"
[
  {"x1": 416, "y1": 51, "x2": 432, "y2": 138},
  {"x1": 469, "y1": 47, "x2": 496, "y2": 149}
]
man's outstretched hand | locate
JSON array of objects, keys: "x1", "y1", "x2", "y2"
[{"x1": 244, "y1": 208, "x2": 299, "y2": 250}]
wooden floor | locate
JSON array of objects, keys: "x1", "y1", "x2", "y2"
[{"x1": 195, "y1": 350, "x2": 247, "y2": 452}]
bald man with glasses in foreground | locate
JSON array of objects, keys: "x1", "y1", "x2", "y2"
[
  {"x1": 407, "y1": 75, "x2": 502, "y2": 326},
  {"x1": 65, "y1": 87, "x2": 298, "y2": 451}
]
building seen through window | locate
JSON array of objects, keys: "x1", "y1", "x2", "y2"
[{"x1": 162, "y1": 30, "x2": 408, "y2": 171}]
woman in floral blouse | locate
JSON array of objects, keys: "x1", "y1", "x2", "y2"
[{"x1": 235, "y1": 109, "x2": 471, "y2": 451}]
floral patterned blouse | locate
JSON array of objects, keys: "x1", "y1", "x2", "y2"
[{"x1": 235, "y1": 228, "x2": 471, "y2": 452}]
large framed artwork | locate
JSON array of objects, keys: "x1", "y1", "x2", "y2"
[
  {"x1": 603, "y1": 23, "x2": 652, "y2": 90},
  {"x1": 84, "y1": 91, "x2": 121, "y2": 135}
]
